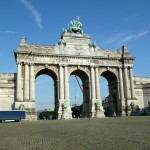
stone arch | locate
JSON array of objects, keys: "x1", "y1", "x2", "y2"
[
  {"x1": 35, "y1": 68, "x2": 57, "y2": 81},
  {"x1": 69, "y1": 67, "x2": 90, "y2": 118},
  {"x1": 99, "y1": 67, "x2": 118, "y2": 80},
  {"x1": 99, "y1": 69, "x2": 120, "y2": 116},
  {"x1": 68, "y1": 66, "x2": 90, "y2": 79},
  {"x1": 34, "y1": 65, "x2": 58, "y2": 79},
  {"x1": 35, "y1": 68, "x2": 58, "y2": 118},
  {"x1": 100, "y1": 70, "x2": 118, "y2": 84}
]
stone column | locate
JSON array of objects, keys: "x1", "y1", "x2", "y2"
[
  {"x1": 16, "y1": 63, "x2": 22, "y2": 101},
  {"x1": 30, "y1": 64, "x2": 35, "y2": 101},
  {"x1": 64, "y1": 65, "x2": 72, "y2": 119},
  {"x1": 64, "y1": 66, "x2": 69, "y2": 100},
  {"x1": 91, "y1": 66, "x2": 96, "y2": 99},
  {"x1": 59, "y1": 65, "x2": 64, "y2": 100},
  {"x1": 95, "y1": 67, "x2": 100, "y2": 99},
  {"x1": 24, "y1": 63, "x2": 29, "y2": 101},
  {"x1": 124, "y1": 66, "x2": 129, "y2": 99},
  {"x1": 118, "y1": 67, "x2": 125, "y2": 101},
  {"x1": 90, "y1": 66, "x2": 96, "y2": 117},
  {"x1": 118, "y1": 67, "x2": 126, "y2": 116},
  {"x1": 129, "y1": 67, "x2": 135, "y2": 99},
  {"x1": 57, "y1": 79, "x2": 59, "y2": 101},
  {"x1": 95, "y1": 67, "x2": 105, "y2": 118}
]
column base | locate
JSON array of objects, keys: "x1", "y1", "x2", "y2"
[
  {"x1": 94, "y1": 109, "x2": 105, "y2": 118},
  {"x1": 57, "y1": 111, "x2": 62, "y2": 119},
  {"x1": 127, "y1": 99, "x2": 138, "y2": 116},
  {"x1": 90, "y1": 99, "x2": 105, "y2": 118},
  {"x1": 121, "y1": 110, "x2": 126, "y2": 116},
  {"x1": 57, "y1": 99, "x2": 72, "y2": 119},
  {"x1": 61, "y1": 110, "x2": 72, "y2": 119},
  {"x1": 15, "y1": 101, "x2": 36, "y2": 120}
]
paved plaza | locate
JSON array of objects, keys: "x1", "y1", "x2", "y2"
[{"x1": 0, "y1": 116, "x2": 150, "y2": 150}]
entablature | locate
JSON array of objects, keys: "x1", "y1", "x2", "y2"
[{"x1": 16, "y1": 52, "x2": 123, "y2": 68}]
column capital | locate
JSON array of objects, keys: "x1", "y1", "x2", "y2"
[
  {"x1": 118, "y1": 66, "x2": 122, "y2": 69},
  {"x1": 95, "y1": 66, "x2": 99, "y2": 69},
  {"x1": 29, "y1": 63, "x2": 34, "y2": 66},
  {"x1": 17, "y1": 62, "x2": 23, "y2": 65},
  {"x1": 128, "y1": 66, "x2": 133, "y2": 69},
  {"x1": 24, "y1": 62, "x2": 29, "y2": 65},
  {"x1": 90, "y1": 65, "x2": 96, "y2": 68},
  {"x1": 64, "y1": 65, "x2": 69, "y2": 67},
  {"x1": 59, "y1": 64, "x2": 64, "y2": 67},
  {"x1": 123, "y1": 66, "x2": 128, "y2": 69}
]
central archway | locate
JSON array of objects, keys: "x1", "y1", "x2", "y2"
[{"x1": 69, "y1": 69, "x2": 90, "y2": 118}]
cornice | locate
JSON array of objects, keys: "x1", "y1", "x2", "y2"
[{"x1": 16, "y1": 52, "x2": 123, "y2": 61}]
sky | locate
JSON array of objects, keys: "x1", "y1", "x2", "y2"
[{"x1": 0, "y1": 0, "x2": 150, "y2": 110}]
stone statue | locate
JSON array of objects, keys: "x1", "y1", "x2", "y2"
[
  {"x1": 95, "y1": 101, "x2": 100, "y2": 110},
  {"x1": 61, "y1": 28, "x2": 67, "y2": 34},
  {"x1": 19, "y1": 104, "x2": 25, "y2": 110},
  {"x1": 130, "y1": 102, "x2": 134, "y2": 110},
  {"x1": 62, "y1": 102, "x2": 67, "y2": 111},
  {"x1": 62, "y1": 17, "x2": 83, "y2": 34},
  {"x1": 89, "y1": 42, "x2": 97, "y2": 48}
]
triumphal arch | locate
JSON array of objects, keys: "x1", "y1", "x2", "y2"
[{"x1": 14, "y1": 17, "x2": 137, "y2": 119}]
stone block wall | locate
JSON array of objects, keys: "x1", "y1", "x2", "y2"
[
  {"x1": 134, "y1": 76, "x2": 150, "y2": 108},
  {"x1": 0, "y1": 73, "x2": 16, "y2": 110}
]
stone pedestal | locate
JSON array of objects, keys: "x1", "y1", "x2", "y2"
[
  {"x1": 91, "y1": 99, "x2": 105, "y2": 118},
  {"x1": 61, "y1": 110, "x2": 72, "y2": 119},
  {"x1": 61, "y1": 110, "x2": 67, "y2": 119},
  {"x1": 95, "y1": 109, "x2": 105, "y2": 118},
  {"x1": 126, "y1": 99, "x2": 137, "y2": 116},
  {"x1": 15, "y1": 101, "x2": 37, "y2": 120},
  {"x1": 121, "y1": 110, "x2": 126, "y2": 116}
]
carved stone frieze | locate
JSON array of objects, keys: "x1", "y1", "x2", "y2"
[
  {"x1": 99, "y1": 67, "x2": 118, "y2": 79},
  {"x1": 34, "y1": 65, "x2": 58, "y2": 78},
  {"x1": 68, "y1": 65, "x2": 90, "y2": 78}
]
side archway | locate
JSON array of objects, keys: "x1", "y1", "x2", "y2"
[{"x1": 35, "y1": 68, "x2": 58, "y2": 119}]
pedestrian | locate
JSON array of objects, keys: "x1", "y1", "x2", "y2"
[
  {"x1": 19, "y1": 117, "x2": 22, "y2": 127},
  {"x1": 113, "y1": 112, "x2": 116, "y2": 118}
]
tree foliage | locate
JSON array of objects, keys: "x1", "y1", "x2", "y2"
[
  {"x1": 39, "y1": 111, "x2": 54, "y2": 120},
  {"x1": 71, "y1": 104, "x2": 83, "y2": 118}
]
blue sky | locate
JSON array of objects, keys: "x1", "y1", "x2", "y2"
[{"x1": 0, "y1": 0, "x2": 150, "y2": 110}]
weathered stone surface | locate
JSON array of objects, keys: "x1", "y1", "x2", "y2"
[
  {"x1": 0, "y1": 21, "x2": 150, "y2": 119},
  {"x1": 134, "y1": 76, "x2": 150, "y2": 108},
  {"x1": 0, "y1": 73, "x2": 16, "y2": 110}
]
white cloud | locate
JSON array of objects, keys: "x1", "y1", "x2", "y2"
[
  {"x1": 119, "y1": 30, "x2": 149, "y2": 44},
  {"x1": 101, "y1": 30, "x2": 149, "y2": 47},
  {"x1": 0, "y1": 30, "x2": 18, "y2": 34},
  {"x1": 101, "y1": 33, "x2": 127, "y2": 45},
  {"x1": 20, "y1": 0, "x2": 43, "y2": 30}
]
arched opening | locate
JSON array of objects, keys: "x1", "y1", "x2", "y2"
[
  {"x1": 100, "y1": 71, "x2": 119, "y2": 116},
  {"x1": 35, "y1": 68, "x2": 58, "y2": 119},
  {"x1": 100, "y1": 76, "x2": 109, "y2": 116},
  {"x1": 69, "y1": 69, "x2": 90, "y2": 118}
]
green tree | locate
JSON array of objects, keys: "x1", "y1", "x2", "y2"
[
  {"x1": 39, "y1": 111, "x2": 54, "y2": 120},
  {"x1": 72, "y1": 104, "x2": 83, "y2": 118}
]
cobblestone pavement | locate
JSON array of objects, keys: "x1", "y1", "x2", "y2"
[{"x1": 0, "y1": 116, "x2": 150, "y2": 150}]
